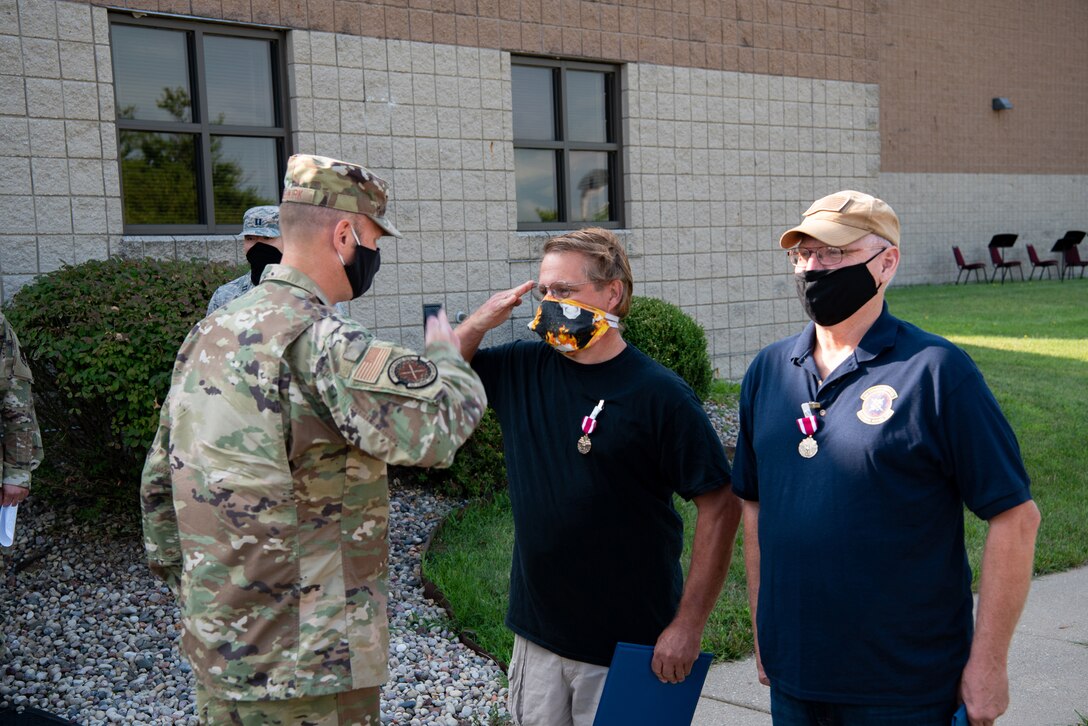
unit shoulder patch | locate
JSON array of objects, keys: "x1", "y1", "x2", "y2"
[
  {"x1": 388, "y1": 355, "x2": 438, "y2": 389},
  {"x1": 857, "y1": 384, "x2": 897, "y2": 425}
]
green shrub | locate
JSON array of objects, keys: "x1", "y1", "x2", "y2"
[
  {"x1": 4, "y1": 257, "x2": 241, "y2": 505},
  {"x1": 392, "y1": 408, "x2": 507, "y2": 499},
  {"x1": 622, "y1": 295, "x2": 713, "y2": 399}
]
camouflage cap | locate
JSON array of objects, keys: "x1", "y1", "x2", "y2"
[
  {"x1": 240, "y1": 205, "x2": 280, "y2": 238},
  {"x1": 281, "y1": 154, "x2": 402, "y2": 238}
]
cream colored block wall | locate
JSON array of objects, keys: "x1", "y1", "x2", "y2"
[
  {"x1": 286, "y1": 31, "x2": 520, "y2": 352},
  {"x1": 287, "y1": 34, "x2": 881, "y2": 377},
  {"x1": 0, "y1": 0, "x2": 120, "y2": 302},
  {"x1": 0, "y1": 5, "x2": 881, "y2": 379},
  {"x1": 879, "y1": 173, "x2": 1088, "y2": 287},
  {"x1": 623, "y1": 64, "x2": 880, "y2": 379}
]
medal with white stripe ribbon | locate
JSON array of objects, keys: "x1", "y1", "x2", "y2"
[
  {"x1": 797, "y1": 401, "x2": 819, "y2": 458},
  {"x1": 578, "y1": 399, "x2": 604, "y2": 454}
]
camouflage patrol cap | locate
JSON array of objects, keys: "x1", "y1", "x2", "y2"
[
  {"x1": 240, "y1": 205, "x2": 280, "y2": 238},
  {"x1": 281, "y1": 154, "x2": 402, "y2": 238}
]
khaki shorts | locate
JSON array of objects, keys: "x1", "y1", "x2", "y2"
[
  {"x1": 194, "y1": 681, "x2": 381, "y2": 726},
  {"x1": 508, "y1": 634, "x2": 610, "y2": 726}
]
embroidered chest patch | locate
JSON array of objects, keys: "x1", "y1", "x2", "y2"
[{"x1": 857, "y1": 384, "x2": 897, "y2": 425}]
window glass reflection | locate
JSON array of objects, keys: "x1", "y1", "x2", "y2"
[
  {"x1": 568, "y1": 151, "x2": 610, "y2": 222},
  {"x1": 205, "y1": 36, "x2": 275, "y2": 126},
  {"x1": 113, "y1": 25, "x2": 193, "y2": 123},
  {"x1": 515, "y1": 148, "x2": 558, "y2": 223},
  {"x1": 119, "y1": 131, "x2": 199, "y2": 224},
  {"x1": 565, "y1": 71, "x2": 607, "y2": 143},
  {"x1": 513, "y1": 66, "x2": 555, "y2": 141},
  {"x1": 212, "y1": 136, "x2": 280, "y2": 225}
]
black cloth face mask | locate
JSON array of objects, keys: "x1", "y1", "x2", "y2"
[
  {"x1": 340, "y1": 226, "x2": 381, "y2": 299},
  {"x1": 794, "y1": 248, "x2": 886, "y2": 326},
  {"x1": 245, "y1": 242, "x2": 283, "y2": 286}
]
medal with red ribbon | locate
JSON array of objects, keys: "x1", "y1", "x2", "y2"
[
  {"x1": 797, "y1": 401, "x2": 820, "y2": 458},
  {"x1": 578, "y1": 399, "x2": 605, "y2": 454}
]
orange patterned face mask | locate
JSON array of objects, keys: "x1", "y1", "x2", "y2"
[{"x1": 528, "y1": 297, "x2": 620, "y2": 353}]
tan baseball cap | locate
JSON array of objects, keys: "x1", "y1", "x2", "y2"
[
  {"x1": 780, "y1": 190, "x2": 900, "y2": 249},
  {"x1": 281, "y1": 154, "x2": 402, "y2": 238}
]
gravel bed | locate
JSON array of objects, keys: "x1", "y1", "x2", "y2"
[{"x1": 0, "y1": 403, "x2": 738, "y2": 725}]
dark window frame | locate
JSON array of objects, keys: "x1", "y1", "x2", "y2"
[
  {"x1": 109, "y1": 14, "x2": 291, "y2": 235},
  {"x1": 513, "y1": 56, "x2": 624, "y2": 231}
]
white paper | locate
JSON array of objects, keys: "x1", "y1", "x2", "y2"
[{"x1": 0, "y1": 503, "x2": 17, "y2": 547}]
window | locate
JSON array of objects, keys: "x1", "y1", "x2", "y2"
[
  {"x1": 109, "y1": 15, "x2": 290, "y2": 234},
  {"x1": 512, "y1": 58, "x2": 623, "y2": 230}
]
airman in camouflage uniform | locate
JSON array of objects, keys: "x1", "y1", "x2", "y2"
[
  {"x1": 0, "y1": 312, "x2": 43, "y2": 508},
  {"x1": 206, "y1": 205, "x2": 282, "y2": 316},
  {"x1": 142, "y1": 154, "x2": 486, "y2": 725}
]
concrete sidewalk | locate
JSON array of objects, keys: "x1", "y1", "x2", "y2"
[{"x1": 693, "y1": 565, "x2": 1088, "y2": 725}]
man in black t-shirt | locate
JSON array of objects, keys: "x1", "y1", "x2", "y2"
[{"x1": 457, "y1": 227, "x2": 741, "y2": 726}]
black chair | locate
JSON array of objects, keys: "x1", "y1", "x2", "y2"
[
  {"x1": 988, "y1": 246, "x2": 1024, "y2": 283},
  {"x1": 952, "y1": 246, "x2": 986, "y2": 284},
  {"x1": 1063, "y1": 245, "x2": 1088, "y2": 280},
  {"x1": 1026, "y1": 244, "x2": 1058, "y2": 280}
]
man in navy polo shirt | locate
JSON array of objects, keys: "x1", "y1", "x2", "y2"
[{"x1": 733, "y1": 191, "x2": 1040, "y2": 726}]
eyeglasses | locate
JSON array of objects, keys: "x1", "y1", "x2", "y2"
[
  {"x1": 787, "y1": 245, "x2": 889, "y2": 267},
  {"x1": 532, "y1": 280, "x2": 595, "y2": 300}
]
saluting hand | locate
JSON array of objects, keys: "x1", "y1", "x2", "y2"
[{"x1": 456, "y1": 280, "x2": 536, "y2": 361}]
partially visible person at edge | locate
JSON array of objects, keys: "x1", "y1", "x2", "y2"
[
  {"x1": 733, "y1": 190, "x2": 1041, "y2": 726},
  {"x1": 0, "y1": 312, "x2": 43, "y2": 508},
  {"x1": 456, "y1": 227, "x2": 742, "y2": 726},
  {"x1": 141, "y1": 153, "x2": 486, "y2": 725},
  {"x1": 206, "y1": 205, "x2": 283, "y2": 316}
]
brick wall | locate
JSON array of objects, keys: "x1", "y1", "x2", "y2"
[
  {"x1": 881, "y1": 0, "x2": 1088, "y2": 174},
  {"x1": 87, "y1": 0, "x2": 880, "y2": 83}
]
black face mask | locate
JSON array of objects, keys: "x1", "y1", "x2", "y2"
[
  {"x1": 245, "y1": 242, "x2": 282, "y2": 286},
  {"x1": 795, "y1": 249, "x2": 885, "y2": 326},
  {"x1": 341, "y1": 227, "x2": 381, "y2": 299}
]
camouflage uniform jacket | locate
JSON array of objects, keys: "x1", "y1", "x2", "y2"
[
  {"x1": 0, "y1": 314, "x2": 43, "y2": 490},
  {"x1": 141, "y1": 264, "x2": 486, "y2": 701},
  {"x1": 206, "y1": 273, "x2": 253, "y2": 317}
]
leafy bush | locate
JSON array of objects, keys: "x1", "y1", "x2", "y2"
[
  {"x1": 4, "y1": 257, "x2": 240, "y2": 505},
  {"x1": 391, "y1": 408, "x2": 507, "y2": 499},
  {"x1": 622, "y1": 295, "x2": 714, "y2": 399}
]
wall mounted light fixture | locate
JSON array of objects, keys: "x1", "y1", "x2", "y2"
[{"x1": 992, "y1": 97, "x2": 1013, "y2": 111}]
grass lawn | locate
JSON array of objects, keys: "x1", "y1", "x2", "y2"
[{"x1": 423, "y1": 279, "x2": 1088, "y2": 665}]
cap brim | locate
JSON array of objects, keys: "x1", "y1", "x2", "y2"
[
  {"x1": 780, "y1": 218, "x2": 869, "y2": 249},
  {"x1": 367, "y1": 214, "x2": 403, "y2": 238},
  {"x1": 240, "y1": 228, "x2": 280, "y2": 238}
]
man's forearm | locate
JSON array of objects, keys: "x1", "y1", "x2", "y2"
[
  {"x1": 457, "y1": 315, "x2": 489, "y2": 362},
  {"x1": 673, "y1": 486, "x2": 741, "y2": 628},
  {"x1": 970, "y1": 500, "x2": 1041, "y2": 665}
]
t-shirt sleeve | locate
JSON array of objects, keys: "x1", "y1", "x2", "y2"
[
  {"x1": 662, "y1": 386, "x2": 732, "y2": 501},
  {"x1": 730, "y1": 356, "x2": 760, "y2": 502},
  {"x1": 939, "y1": 360, "x2": 1032, "y2": 520},
  {"x1": 471, "y1": 341, "x2": 521, "y2": 408}
]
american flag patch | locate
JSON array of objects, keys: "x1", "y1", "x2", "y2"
[{"x1": 352, "y1": 345, "x2": 391, "y2": 384}]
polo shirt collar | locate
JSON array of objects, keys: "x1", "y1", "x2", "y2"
[{"x1": 789, "y1": 302, "x2": 898, "y2": 369}]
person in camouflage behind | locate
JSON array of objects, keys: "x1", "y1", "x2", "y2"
[
  {"x1": 0, "y1": 312, "x2": 43, "y2": 508},
  {"x1": 141, "y1": 153, "x2": 487, "y2": 725},
  {"x1": 205, "y1": 205, "x2": 284, "y2": 316}
]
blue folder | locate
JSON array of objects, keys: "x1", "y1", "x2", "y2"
[{"x1": 592, "y1": 642, "x2": 713, "y2": 726}]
